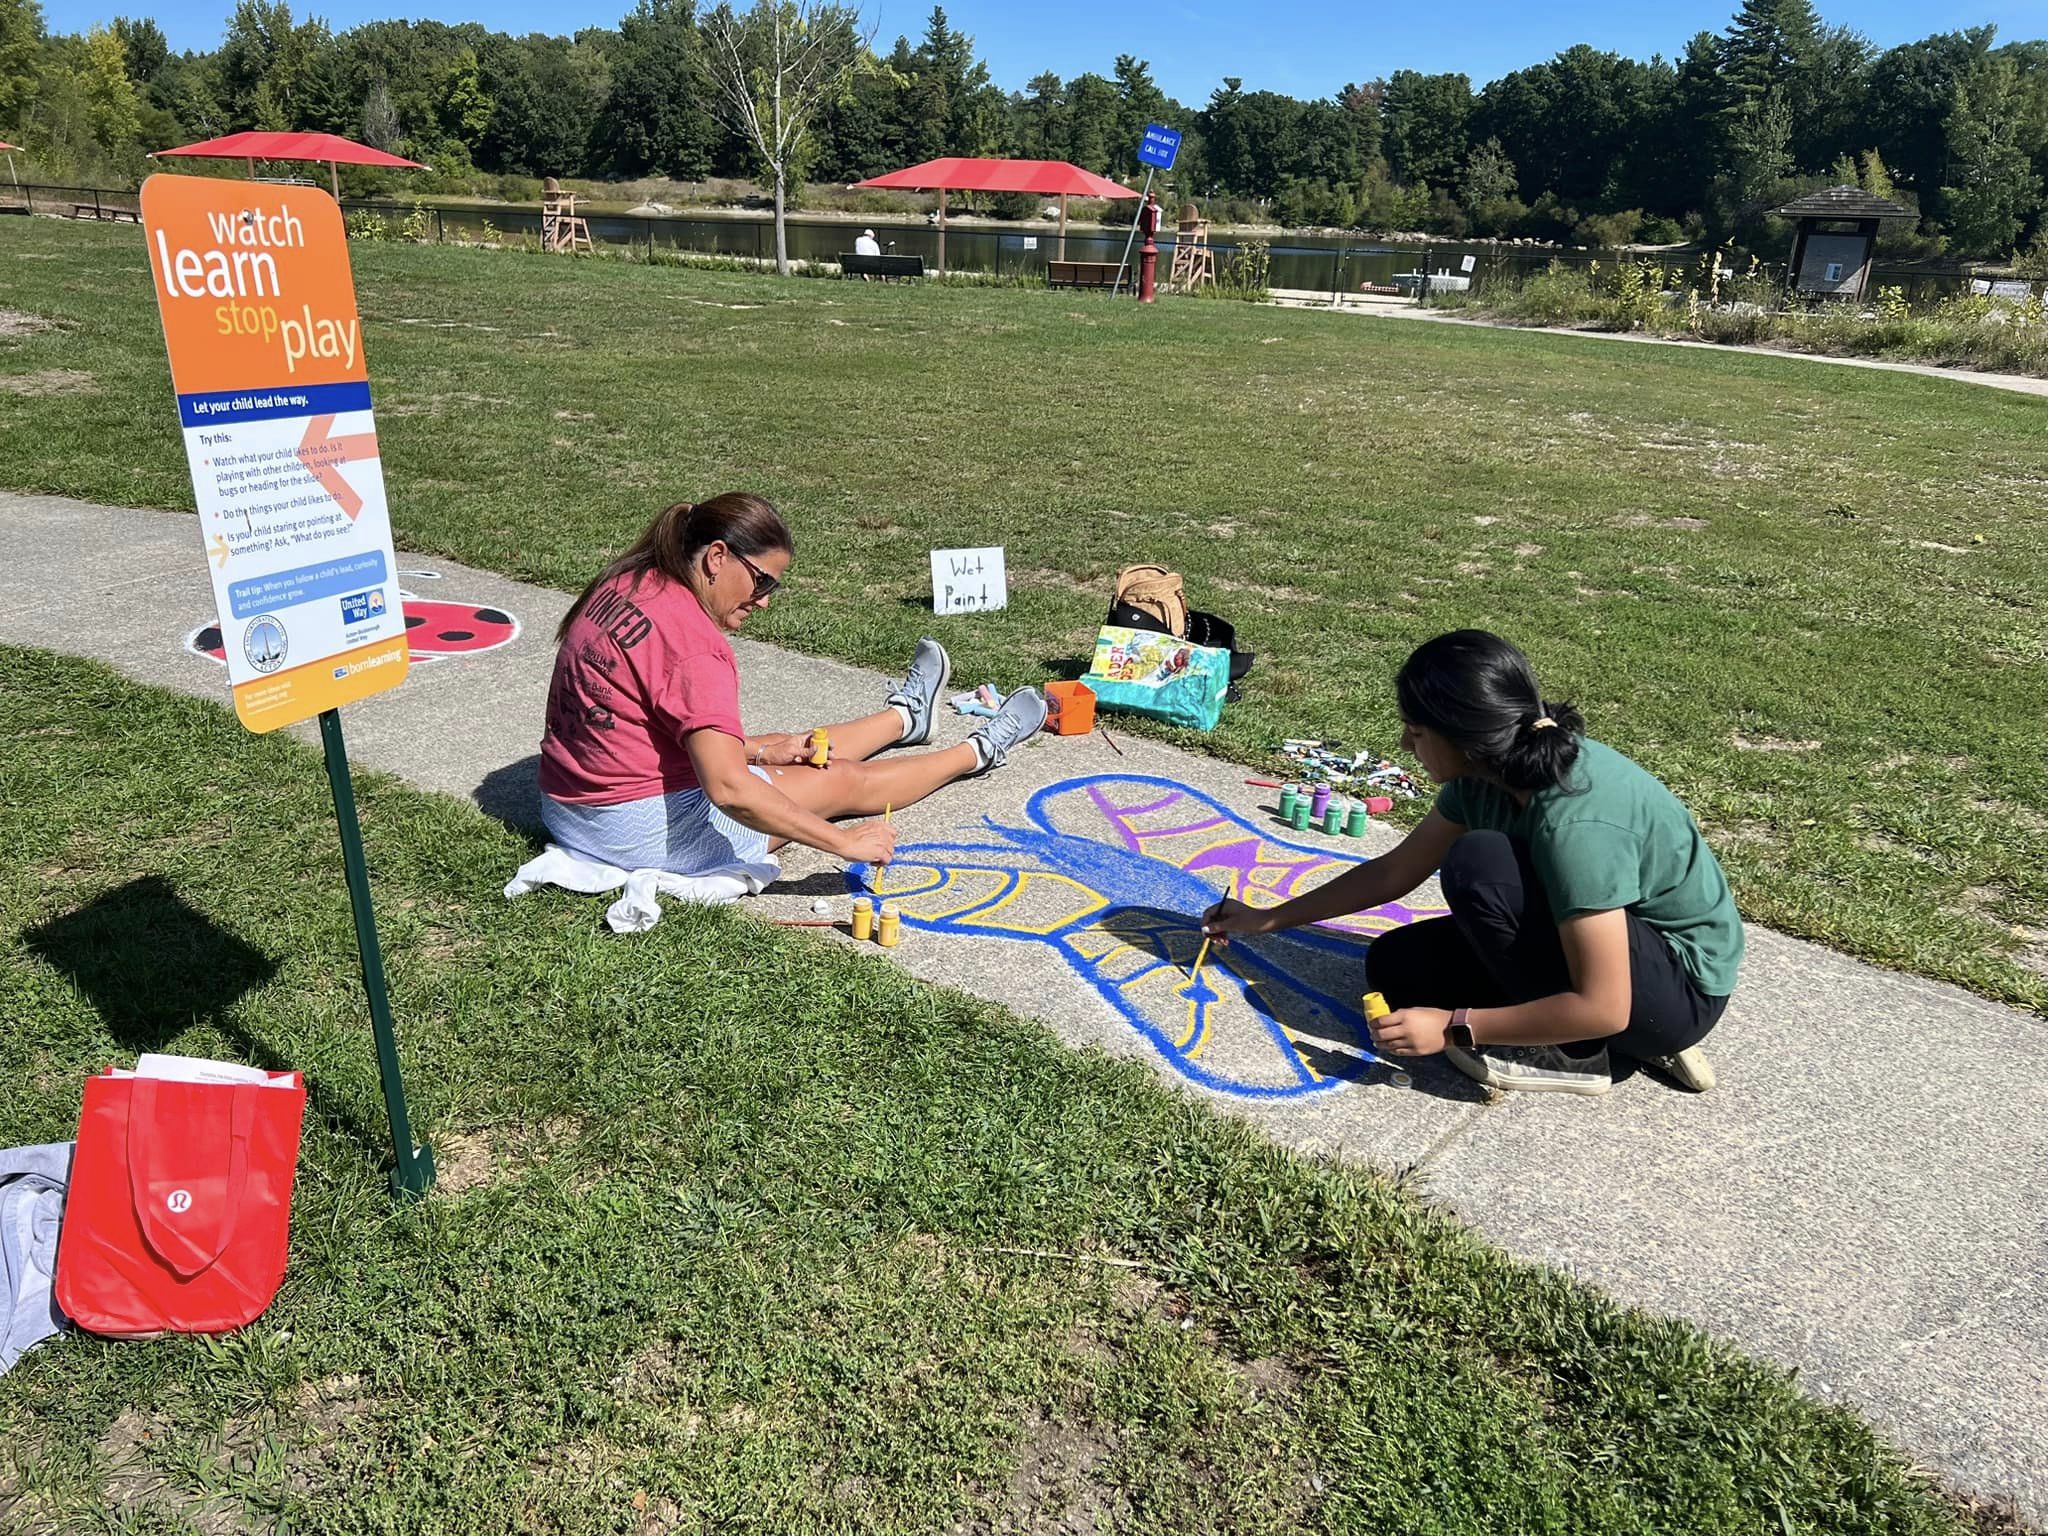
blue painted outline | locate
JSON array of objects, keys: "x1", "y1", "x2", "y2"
[{"x1": 849, "y1": 773, "x2": 1447, "y2": 1100}]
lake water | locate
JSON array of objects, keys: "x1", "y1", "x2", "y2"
[{"x1": 349, "y1": 200, "x2": 1960, "y2": 300}]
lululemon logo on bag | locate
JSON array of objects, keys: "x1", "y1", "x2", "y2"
[{"x1": 167, "y1": 1189, "x2": 193, "y2": 1214}]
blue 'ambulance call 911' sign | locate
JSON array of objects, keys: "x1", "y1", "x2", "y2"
[{"x1": 1138, "y1": 124, "x2": 1181, "y2": 169}]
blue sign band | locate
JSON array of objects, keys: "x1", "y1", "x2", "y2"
[
  {"x1": 1138, "y1": 124, "x2": 1181, "y2": 169},
  {"x1": 178, "y1": 380, "x2": 372, "y2": 428},
  {"x1": 228, "y1": 549, "x2": 388, "y2": 620}
]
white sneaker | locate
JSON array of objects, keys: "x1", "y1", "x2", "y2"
[
  {"x1": 1640, "y1": 1045, "x2": 1716, "y2": 1093},
  {"x1": 968, "y1": 688, "x2": 1047, "y2": 773},
  {"x1": 887, "y1": 638, "x2": 952, "y2": 746},
  {"x1": 1444, "y1": 1040, "x2": 1612, "y2": 1096}
]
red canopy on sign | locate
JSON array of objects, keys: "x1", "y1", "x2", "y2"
[
  {"x1": 854, "y1": 158, "x2": 1137, "y2": 199},
  {"x1": 153, "y1": 131, "x2": 425, "y2": 199},
  {"x1": 852, "y1": 158, "x2": 1138, "y2": 273}
]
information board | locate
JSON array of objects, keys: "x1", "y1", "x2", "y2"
[{"x1": 142, "y1": 174, "x2": 409, "y2": 733}]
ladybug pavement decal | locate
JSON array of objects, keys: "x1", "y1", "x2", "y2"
[{"x1": 186, "y1": 570, "x2": 521, "y2": 667}]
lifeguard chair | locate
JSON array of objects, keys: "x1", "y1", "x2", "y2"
[
  {"x1": 1169, "y1": 203, "x2": 1214, "y2": 292},
  {"x1": 541, "y1": 177, "x2": 593, "y2": 254}
]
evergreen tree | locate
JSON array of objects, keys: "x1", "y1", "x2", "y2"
[
  {"x1": 1941, "y1": 55, "x2": 2043, "y2": 254},
  {"x1": 0, "y1": 0, "x2": 43, "y2": 123}
]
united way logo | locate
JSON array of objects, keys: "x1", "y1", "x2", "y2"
[
  {"x1": 188, "y1": 570, "x2": 520, "y2": 670},
  {"x1": 242, "y1": 615, "x2": 288, "y2": 673}
]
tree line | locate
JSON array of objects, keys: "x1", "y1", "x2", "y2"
[{"x1": 4, "y1": 0, "x2": 2045, "y2": 258}]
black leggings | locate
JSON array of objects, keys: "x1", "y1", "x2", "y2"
[{"x1": 1365, "y1": 831, "x2": 1728, "y2": 1058}]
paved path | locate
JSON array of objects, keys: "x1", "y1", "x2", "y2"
[
  {"x1": 4, "y1": 491, "x2": 2043, "y2": 1520},
  {"x1": 1266, "y1": 287, "x2": 2048, "y2": 400}
]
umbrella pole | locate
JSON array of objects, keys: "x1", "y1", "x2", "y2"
[
  {"x1": 330, "y1": 160, "x2": 339, "y2": 202},
  {"x1": 247, "y1": 157, "x2": 256, "y2": 179},
  {"x1": 938, "y1": 188, "x2": 947, "y2": 275},
  {"x1": 1059, "y1": 193, "x2": 1067, "y2": 262}
]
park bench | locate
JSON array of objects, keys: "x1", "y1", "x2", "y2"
[
  {"x1": 1046, "y1": 260, "x2": 1122, "y2": 291},
  {"x1": 840, "y1": 252, "x2": 926, "y2": 281},
  {"x1": 72, "y1": 204, "x2": 140, "y2": 223}
]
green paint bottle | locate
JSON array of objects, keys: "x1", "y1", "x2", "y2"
[
  {"x1": 1322, "y1": 799, "x2": 1344, "y2": 835},
  {"x1": 1290, "y1": 798, "x2": 1312, "y2": 832},
  {"x1": 1345, "y1": 801, "x2": 1369, "y2": 837},
  {"x1": 1278, "y1": 784, "x2": 1299, "y2": 821}
]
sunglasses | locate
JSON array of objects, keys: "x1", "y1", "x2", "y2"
[{"x1": 731, "y1": 548, "x2": 782, "y2": 602}]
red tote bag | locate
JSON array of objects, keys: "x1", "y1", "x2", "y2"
[{"x1": 55, "y1": 1055, "x2": 306, "y2": 1337}]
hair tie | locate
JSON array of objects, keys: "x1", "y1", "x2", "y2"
[{"x1": 1530, "y1": 716, "x2": 1557, "y2": 731}]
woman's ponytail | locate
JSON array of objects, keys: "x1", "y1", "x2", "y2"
[
  {"x1": 1396, "y1": 632, "x2": 1585, "y2": 794},
  {"x1": 558, "y1": 492, "x2": 791, "y2": 640}
]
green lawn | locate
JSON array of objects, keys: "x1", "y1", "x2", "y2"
[
  {"x1": 2, "y1": 220, "x2": 2044, "y2": 1012},
  {"x1": 0, "y1": 646, "x2": 1979, "y2": 1534}
]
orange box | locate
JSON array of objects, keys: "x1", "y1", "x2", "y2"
[{"x1": 1045, "y1": 680, "x2": 1096, "y2": 736}]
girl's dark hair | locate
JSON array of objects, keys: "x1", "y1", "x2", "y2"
[
  {"x1": 1396, "y1": 629, "x2": 1586, "y2": 793},
  {"x1": 557, "y1": 492, "x2": 791, "y2": 641}
]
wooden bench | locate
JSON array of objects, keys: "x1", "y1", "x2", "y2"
[
  {"x1": 1046, "y1": 260, "x2": 1122, "y2": 291},
  {"x1": 840, "y1": 252, "x2": 926, "y2": 281},
  {"x1": 72, "y1": 204, "x2": 140, "y2": 223}
]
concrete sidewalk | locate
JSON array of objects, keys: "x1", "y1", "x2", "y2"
[
  {"x1": 3, "y1": 491, "x2": 2043, "y2": 1519},
  {"x1": 1266, "y1": 286, "x2": 2048, "y2": 400}
]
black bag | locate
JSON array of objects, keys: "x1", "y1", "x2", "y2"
[{"x1": 1105, "y1": 567, "x2": 1255, "y2": 685}]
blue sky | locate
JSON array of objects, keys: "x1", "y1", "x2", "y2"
[{"x1": 52, "y1": 0, "x2": 2048, "y2": 100}]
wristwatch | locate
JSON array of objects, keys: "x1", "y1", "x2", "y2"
[{"x1": 1448, "y1": 1008, "x2": 1475, "y2": 1050}]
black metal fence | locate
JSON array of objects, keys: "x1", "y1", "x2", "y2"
[{"x1": 5, "y1": 181, "x2": 1963, "y2": 301}]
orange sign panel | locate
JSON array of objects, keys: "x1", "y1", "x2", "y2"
[{"x1": 142, "y1": 174, "x2": 408, "y2": 733}]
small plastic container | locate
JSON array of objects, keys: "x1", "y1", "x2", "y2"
[
  {"x1": 877, "y1": 901, "x2": 902, "y2": 947},
  {"x1": 850, "y1": 897, "x2": 874, "y2": 941},
  {"x1": 1345, "y1": 802, "x2": 1369, "y2": 837},
  {"x1": 1277, "y1": 784, "x2": 1300, "y2": 821},
  {"x1": 1322, "y1": 800, "x2": 1345, "y2": 835},
  {"x1": 1290, "y1": 799, "x2": 1312, "y2": 831},
  {"x1": 1309, "y1": 784, "x2": 1333, "y2": 820},
  {"x1": 1044, "y1": 680, "x2": 1097, "y2": 736}
]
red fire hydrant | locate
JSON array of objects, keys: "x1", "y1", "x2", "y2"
[{"x1": 1138, "y1": 191, "x2": 1162, "y2": 303}]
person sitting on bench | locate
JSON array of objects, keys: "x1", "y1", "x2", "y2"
[{"x1": 854, "y1": 228, "x2": 882, "y2": 257}]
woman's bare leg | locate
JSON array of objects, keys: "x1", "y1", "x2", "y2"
[
  {"x1": 758, "y1": 740, "x2": 979, "y2": 822},
  {"x1": 812, "y1": 707, "x2": 912, "y2": 764}
]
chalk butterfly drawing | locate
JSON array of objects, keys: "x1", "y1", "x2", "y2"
[{"x1": 849, "y1": 774, "x2": 1447, "y2": 1100}]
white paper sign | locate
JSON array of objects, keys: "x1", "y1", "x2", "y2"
[
  {"x1": 1022, "y1": 236, "x2": 1038, "y2": 250},
  {"x1": 931, "y1": 547, "x2": 1007, "y2": 614}
]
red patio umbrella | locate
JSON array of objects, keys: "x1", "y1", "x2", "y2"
[
  {"x1": 854, "y1": 158, "x2": 1138, "y2": 271},
  {"x1": 152, "y1": 131, "x2": 425, "y2": 202}
]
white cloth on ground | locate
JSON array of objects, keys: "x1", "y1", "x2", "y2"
[
  {"x1": 504, "y1": 843, "x2": 776, "y2": 933},
  {"x1": 1, "y1": 1142, "x2": 73, "y2": 1376}
]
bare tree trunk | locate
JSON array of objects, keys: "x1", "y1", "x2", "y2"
[
  {"x1": 774, "y1": 167, "x2": 789, "y2": 275},
  {"x1": 772, "y1": 16, "x2": 789, "y2": 277}
]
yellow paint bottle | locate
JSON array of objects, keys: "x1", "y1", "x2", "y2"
[
  {"x1": 851, "y1": 897, "x2": 874, "y2": 941},
  {"x1": 1363, "y1": 991, "x2": 1390, "y2": 1024},
  {"x1": 877, "y1": 901, "x2": 902, "y2": 947},
  {"x1": 809, "y1": 728, "x2": 830, "y2": 767}
]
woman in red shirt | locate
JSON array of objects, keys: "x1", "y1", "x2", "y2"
[{"x1": 539, "y1": 493, "x2": 1046, "y2": 879}]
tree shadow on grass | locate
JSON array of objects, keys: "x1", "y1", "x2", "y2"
[{"x1": 23, "y1": 874, "x2": 392, "y2": 1164}]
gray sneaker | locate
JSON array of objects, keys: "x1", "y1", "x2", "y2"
[
  {"x1": 1639, "y1": 1044, "x2": 1716, "y2": 1093},
  {"x1": 1445, "y1": 1040, "x2": 1612, "y2": 1096},
  {"x1": 888, "y1": 638, "x2": 952, "y2": 746},
  {"x1": 968, "y1": 687, "x2": 1047, "y2": 773}
]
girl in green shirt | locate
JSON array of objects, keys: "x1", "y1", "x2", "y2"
[{"x1": 1204, "y1": 630, "x2": 1743, "y2": 1096}]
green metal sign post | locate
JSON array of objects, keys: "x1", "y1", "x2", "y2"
[{"x1": 318, "y1": 707, "x2": 436, "y2": 1198}]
